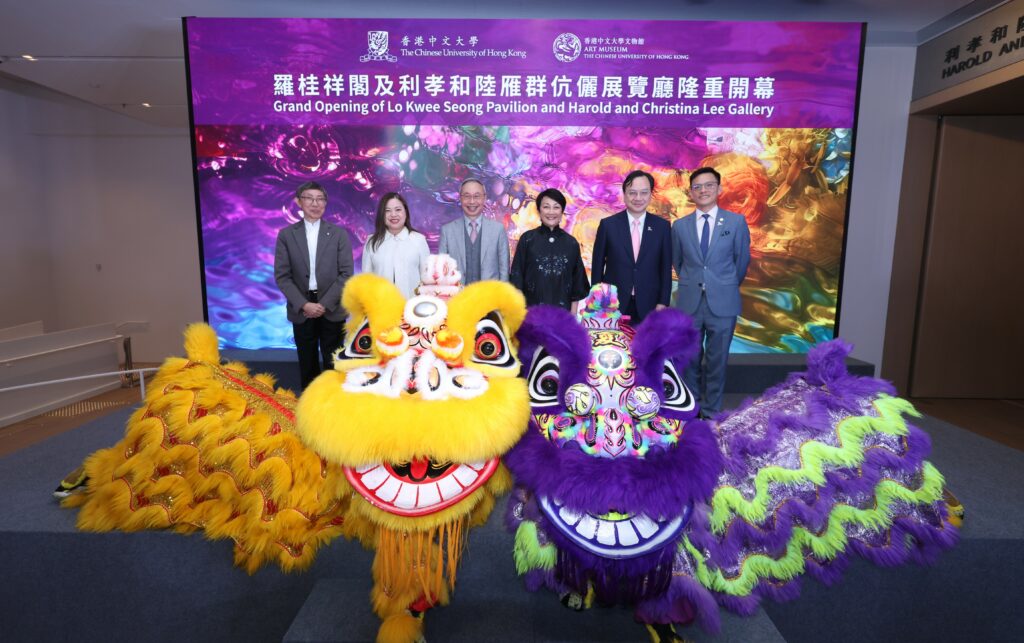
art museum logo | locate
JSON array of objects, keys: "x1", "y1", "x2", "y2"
[
  {"x1": 360, "y1": 30, "x2": 398, "y2": 63},
  {"x1": 553, "y1": 33, "x2": 582, "y2": 62}
]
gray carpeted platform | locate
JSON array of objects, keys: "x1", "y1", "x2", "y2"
[{"x1": 1, "y1": 399, "x2": 1021, "y2": 642}]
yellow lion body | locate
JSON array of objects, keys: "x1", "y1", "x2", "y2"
[
  {"x1": 66, "y1": 274, "x2": 530, "y2": 643},
  {"x1": 67, "y1": 324, "x2": 352, "y2": 573}
]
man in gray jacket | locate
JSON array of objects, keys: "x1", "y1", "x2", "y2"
[
  {"x1": 274, "y1": 181, "x2": 354, "y2": 389},
  {"x1": 438, "y1": 178, "x2": 510, "y2": 283},
  {"x1": 671, "y1": 167, "x2": 751, "y2": 418}
]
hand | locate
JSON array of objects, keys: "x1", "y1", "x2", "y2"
[
  {"x1": 655, "y1": 304, "x2": 667, "y2": 311},
  {"x1": 301, "y1": 302, "x2": 324, "y2": 318}
]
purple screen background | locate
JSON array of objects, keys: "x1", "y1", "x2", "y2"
[{"x1": 186, "y1": 18, "x2": 863, "y2": 351}]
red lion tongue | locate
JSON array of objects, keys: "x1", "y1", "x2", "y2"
[{"x1": 409, "y1": 457, "x2": 429, "y2": 480}]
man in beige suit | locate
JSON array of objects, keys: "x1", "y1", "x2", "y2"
[
  {"x1": 274, "y1": 181, "x2": 354, "y2": 389},
  {"x1": 438, "y1": 178, "x2": 510, "y2": 283}
]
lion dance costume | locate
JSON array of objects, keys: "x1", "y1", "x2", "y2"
[
  {"x1": 505, "y1": 284, "x2": 960, "y2": 642},
  {"x1": 64, "y1": 263, "x2": 529, "y2": 643}
]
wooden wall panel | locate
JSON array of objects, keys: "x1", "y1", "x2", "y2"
[{"x1": 910, "y1": 116, "x2": 1024, "y2": 398}]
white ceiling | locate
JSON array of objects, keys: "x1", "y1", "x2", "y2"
[{"x1": 0, "y1": 0, "x2": 1006, "y2": 127}]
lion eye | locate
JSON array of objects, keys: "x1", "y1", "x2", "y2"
[
  {"x1": 471, "y1": 312, "x2": 516, "y2": 369},
  {"x1": 526, "y1": 348, "x2": 561, "y2": 407},
  {"x1": 661, "y1": 361, "x2": 695, "y2": 412},
  {"x1": 340, "y1": 319, "x2": 373, "y2": 359}
]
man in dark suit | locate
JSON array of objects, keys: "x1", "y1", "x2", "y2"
[
  {"x1": 671, "y1": 167, "x2": 751, "y2": 417},
  {"x1": 274, "y1": 181, "x2": 354, "y2": 389},
  {"x1": 591, "y1": 169, "x2": 672, "y2": 323}
]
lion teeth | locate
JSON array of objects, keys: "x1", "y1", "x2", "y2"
[
  {"x1": 574, "y1": 515, "x2": 599, "y2": 538},
  {"x1": 615, "y1": 521, "x2": 640, "y2": 546},
  {"x1": 395, "y1": 482, "x2": 417, "y2": 509},
  {"x1": 452, "y1": 464, "x2": 478, "y2": 487},
  {"x1": 375, "y1": 477, "x2": 401, "y2": 502},
  {"x1": 417, "y1": 483, "x2": 441, "y2": 508},
  {"x1": 360, "y1": 466, "x2": 388, "y2": 490},
  {"x1": 437, "y1": 475, "x2": 462, "y2": 500},
  {"x1": 595, "y1": 520, "x2": 616, "y2": 545},
  {"x1": 558, "y1": 506, "x2": 581, "y2": 526},
  {"x1": 631, "y1": 515, "x2": 659, "y2": 539}
]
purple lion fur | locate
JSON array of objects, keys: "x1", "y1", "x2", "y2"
[
  {"x1": 506, "y1": 319, "x2": 958, "y2": 632},
  {"x1": 689, "y1": 418, "x2": 939, "y2": 562},
  {"x1": 516, "y1": 305, "x2": 592, "y2": 404},
  {"x1": 630, "y1": 308, "x2": 701, "y2": 418},
  {"x1": 505, "y1": 418, "x2": 722, "y2": 519},
  {"x1": 635, "y1": 574, "x2": 721, "y2": 632}
]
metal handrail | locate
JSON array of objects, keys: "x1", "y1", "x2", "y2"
[
  {"x1": 0, "y1": 367, "x2": 160, "y2": 400},
  {"x1": 0, "y1": 336, "x2": 123, "y2": 365}
]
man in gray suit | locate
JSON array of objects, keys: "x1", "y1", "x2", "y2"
[
  {"x1": 671, "y1": 167, "x2": 751, "y2": 418},
  {"x1": 438, "y1": 178, "x2": 510, "y2": 283},
  {"x1": 274, "y1": 181, "x2": 354, "y2": 389}
]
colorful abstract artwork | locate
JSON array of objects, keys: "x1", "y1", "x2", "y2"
[{"x1": 187, "y1": 19, "x2": 863, "y2": 351}]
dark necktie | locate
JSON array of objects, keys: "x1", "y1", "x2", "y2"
[{"x1": 700, "y1": 214, "x2": 710, "y2": 258}]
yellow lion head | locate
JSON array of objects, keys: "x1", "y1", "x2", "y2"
[{"x1": 296, "y1": 273, "x2": 529, "y2": 530}]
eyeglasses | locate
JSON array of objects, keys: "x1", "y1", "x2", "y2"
[
  {"x1": 299, "y1": 196, "x2": 327, "y2": 204},
  {"x1": 691, "y1": 182, "x2": 719, "y2": 192}
]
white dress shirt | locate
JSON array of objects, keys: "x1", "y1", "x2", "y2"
[
  {"x1": 362, "y1": 228, "x2": 430, "y2": 299},
  {"x1": 695, "y1": 205, "x2": 720, "y2": 245},
  {"x1": 304, "y1": 218, "x2": 320, "y2": 290},
  {"x1": 626, "y1": 211, "x2": 647, "y2": 241}
]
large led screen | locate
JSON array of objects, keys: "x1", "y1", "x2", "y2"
[{"x1": 184, "y1": 18, "x2": 865, "y2": 352}]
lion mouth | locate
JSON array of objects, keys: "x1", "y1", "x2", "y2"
[
  {"x1": 345, "y1": 458, "x2": 498, "y2": 516},
  {"x1": 538, "y1": 496, "x2": 690, "y2": 559}
]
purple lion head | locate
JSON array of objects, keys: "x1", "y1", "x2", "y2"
[{"x1": 506, "y1": 285, "x2": 723, "y2": 600}]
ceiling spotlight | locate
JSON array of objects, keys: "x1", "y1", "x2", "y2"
[
  {"x1": 141, "y1": 102, "x2": 152, "y2": 108},
  {"x1": 22, "y1": 54, "x2": 37, "y2": 61}
]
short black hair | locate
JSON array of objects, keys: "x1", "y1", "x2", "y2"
[
  {"x1": 622, "y1": 169, "x2": 655, "y2": 193},
  {"x1": 295, "y1": 181, "x2": 327, "y2": 199},
  {"x1": 536, "y1": 188, "x2": 567, "y2": 211},
  {"x1": 689, "y1": 167, "x2": 721, "y2": 185}
]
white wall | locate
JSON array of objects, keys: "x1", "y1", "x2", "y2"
[
  {"x1": 0, "y1": 79, "x2": 54, "y2": 331},
  {"x1": 0, "y1": 77, "x2": 202, "y2": 362},
  {"x1": 838, "y1": 45, "x2": 917, "y2": 373}
]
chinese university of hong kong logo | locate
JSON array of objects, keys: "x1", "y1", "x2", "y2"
[
  {"x1": 553, "y1": 33, "x2": 581, "y2": 62},
  {"x1": 360, "y1": 30, "x2": 398, "y2": 63}
]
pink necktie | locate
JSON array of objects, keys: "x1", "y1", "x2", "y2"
[
  {"x1": 631, "y1": 219, "x2": 641, "y2": 260},
  {"x1": 470, "y1": 220, "x2": 478, "y2": 243}
]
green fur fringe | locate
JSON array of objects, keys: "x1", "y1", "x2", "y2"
[
  {"x1": 684, "y1": 460, "x2": 947, "y2": 596},
  {"x1": 514, "y1": 520, "x2": 557, "y2": 575},
  {"x1": 708, "y1": 395, "x2": 926, "y2": 533}
]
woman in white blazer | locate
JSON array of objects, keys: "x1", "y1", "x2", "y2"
[{"x1": 361, "y1": 192, "x2": 430, "y2": 298}]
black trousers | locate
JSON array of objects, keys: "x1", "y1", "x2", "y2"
[{"x1": 293, "y1": 297, "x2": 344, "y2": 389}]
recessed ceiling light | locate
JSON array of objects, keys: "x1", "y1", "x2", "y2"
[
  {"x1": 22, "y1": 54, "x2": 37, "y2": 61},
  {"x1": 141, "y1": 102, "x2": 152, "y2": 108}
]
